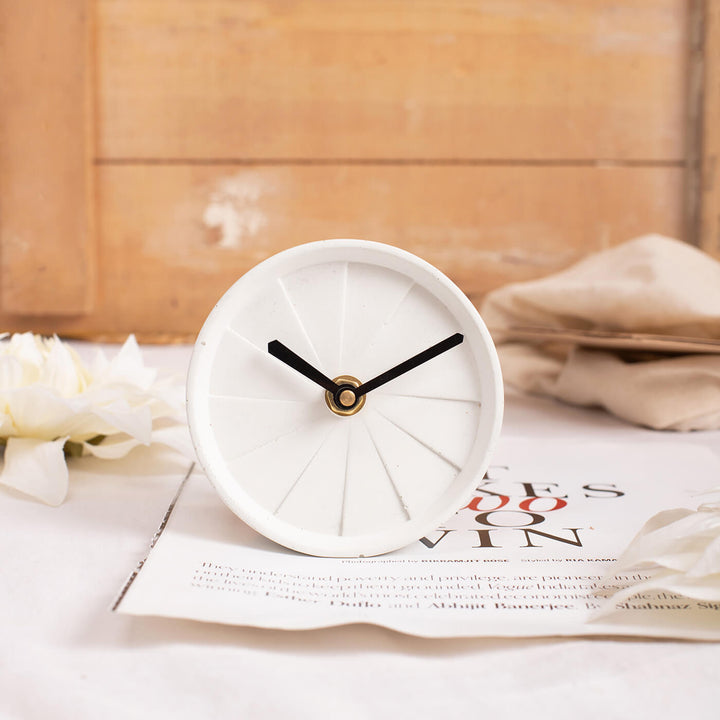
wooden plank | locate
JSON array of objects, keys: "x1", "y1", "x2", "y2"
[
  {"x1": 97, "y1": 0, "x2": 687, "y2": 161},
  {"x1": 0, "y1": 164, "x2": 683, "y2": 340},
  {"x1": 698, "y1": 0, "x2": 720, "y2": 253},
  {"x1": 685, "y1": 0, "x2": 705, "y2": 245},
  {"x1": 0, "y1": 0, "x2": 95, "y2": 315}
]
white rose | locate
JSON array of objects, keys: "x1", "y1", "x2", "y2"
[
  {"x1": 0, "y1": 333, "x2": 191, "y2": 505},
  {"x1": 594, "y1": 490, "x2": 720, "y2": 613}
]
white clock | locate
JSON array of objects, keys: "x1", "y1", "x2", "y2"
[{"x1": 187, "y1": 239, "x2": 503, "y2": 557}]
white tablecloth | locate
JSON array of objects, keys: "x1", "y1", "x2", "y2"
[{"x1": 3, "y1": 343, "x2": 719, "y2": 719}]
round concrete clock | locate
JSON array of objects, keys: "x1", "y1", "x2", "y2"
[{"x1": 187, "y1": 239, "x2": 503, "y2": 557}]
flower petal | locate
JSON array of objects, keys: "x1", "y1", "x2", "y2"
[
  {"x1": 3, "y1": 333, "x2": 44, "y2": 368},
  {"x1": 6, "y1": 386, "x2": 80, "y2": 439},
  {"x1": 91, "y1": 402, "x2": 153, "y2": 444},
  {"x1": 39, "y1": 337, "x2": 88, "y2": 397},
  {"x1": 147, "y1": 423, "x2": 195, "y2": 458},
  {"x1": 0, "y1": 355, "x2": 25, "y2": 392},
  {"x1": 95, "y1": 335, "x2": 157, "y2": 389},
  {"x1": 0, "y1": 436, "x2": 69, "y2": 506},
  {"x1": 81, "y1": 423, "x2": 194, "y2": 460},
  {"x1": 0, "y1": 411, "x2": 15, "y2": 436},
  {"x1": 80, "y1": 435, "x2": 143, "y2": 459}
]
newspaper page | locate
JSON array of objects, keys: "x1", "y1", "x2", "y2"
[{"x1": 114, "y1": 438, "x2": 720, "y2": 639}]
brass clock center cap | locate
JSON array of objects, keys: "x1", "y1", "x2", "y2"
[
  {"x1": 325, "y1": 375, "x2": 365, "y2": 416},
  {"x1": 339, "y1": 389, "x2": 356, "y2": 407}
]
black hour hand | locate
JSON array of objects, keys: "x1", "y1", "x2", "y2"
[
  {"x1": 268, "y1": 340, "x2": 339, "y2": 394},
  {"x1": 355, "y1": 333, "x2": 464, "y2": 398}
]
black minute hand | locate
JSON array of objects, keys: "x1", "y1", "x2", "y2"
[
  {"x1": 354, "y1": 333, "x2": 464, "y2": 398},
  {"x1": 268, "y1": 340, "x2": 340, "y2": 394}
]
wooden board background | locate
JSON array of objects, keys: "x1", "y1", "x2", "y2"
[{"x1": 1, "y1": 0, "x2": 714, "y2": 341}]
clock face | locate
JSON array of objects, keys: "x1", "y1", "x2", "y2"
[{"x1": 187, "y1": 240, "x2": 503, "y2": 557}]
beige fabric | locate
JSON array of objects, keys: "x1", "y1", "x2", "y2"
[{"x1": 481, "y1": 235, "x2": 720, "y2": 430}]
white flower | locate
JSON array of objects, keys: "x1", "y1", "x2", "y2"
[
  {"x1": 592, "y1": 491, "x2": 720, "y2": 615},
  {"x1": 0, "y1": 333, "x2": 192, "y2": 505}
]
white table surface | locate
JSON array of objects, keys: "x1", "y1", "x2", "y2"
[{"x1": 3, "y1": 342, "x2": 720, "y2": 720}]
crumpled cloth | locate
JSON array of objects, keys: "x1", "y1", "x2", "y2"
[{"x1": 481, "y1": 234, "x2": 720, "y2": 430}]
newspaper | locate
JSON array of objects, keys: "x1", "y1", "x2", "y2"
[{"x1": 114, "y1": 438, "x2": 720, "y2": 639}]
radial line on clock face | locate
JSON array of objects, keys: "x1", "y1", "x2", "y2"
[
  {"x1": 374, "y1": 410, "x2": 462, "y2": 473},
  {"x1": 338, "y1": 423, "x2": 352, "y2": 536},
  {"x1": 353, "y1": 280, "x2": 417, "y2": 370},
  {"x1": 379, "y1": 392, "x2": 483, "y2": 405},
  {"x1": 336, "y1": 262, "x2": 349, "y2": 375},
  {"x1": 225, "y1": 325, "x2": 267, "y2": 356},
  {"x1": 209, "y1": 392, "x2": 309, "y2": 404},
  {"x1": 277, "y1": 276, "x2": 325, "y2": 373},
  {"x1": 272, "y1": 425, "x2": 336, "y2": 516},
  {"x1": 222, "y1": 419, "x2": 325, "y2": 465},
  {"x1": 363, "y1": 419, "x2": 411, "y2": 521}
]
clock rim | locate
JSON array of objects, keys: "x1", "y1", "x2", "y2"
[{"x1": 187, "y1": 238, "x2": 503, "y2": 557}]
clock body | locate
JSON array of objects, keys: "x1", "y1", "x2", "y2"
[{"x1": 186, "y1": 239, "x2": 503, "y2": 557}]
